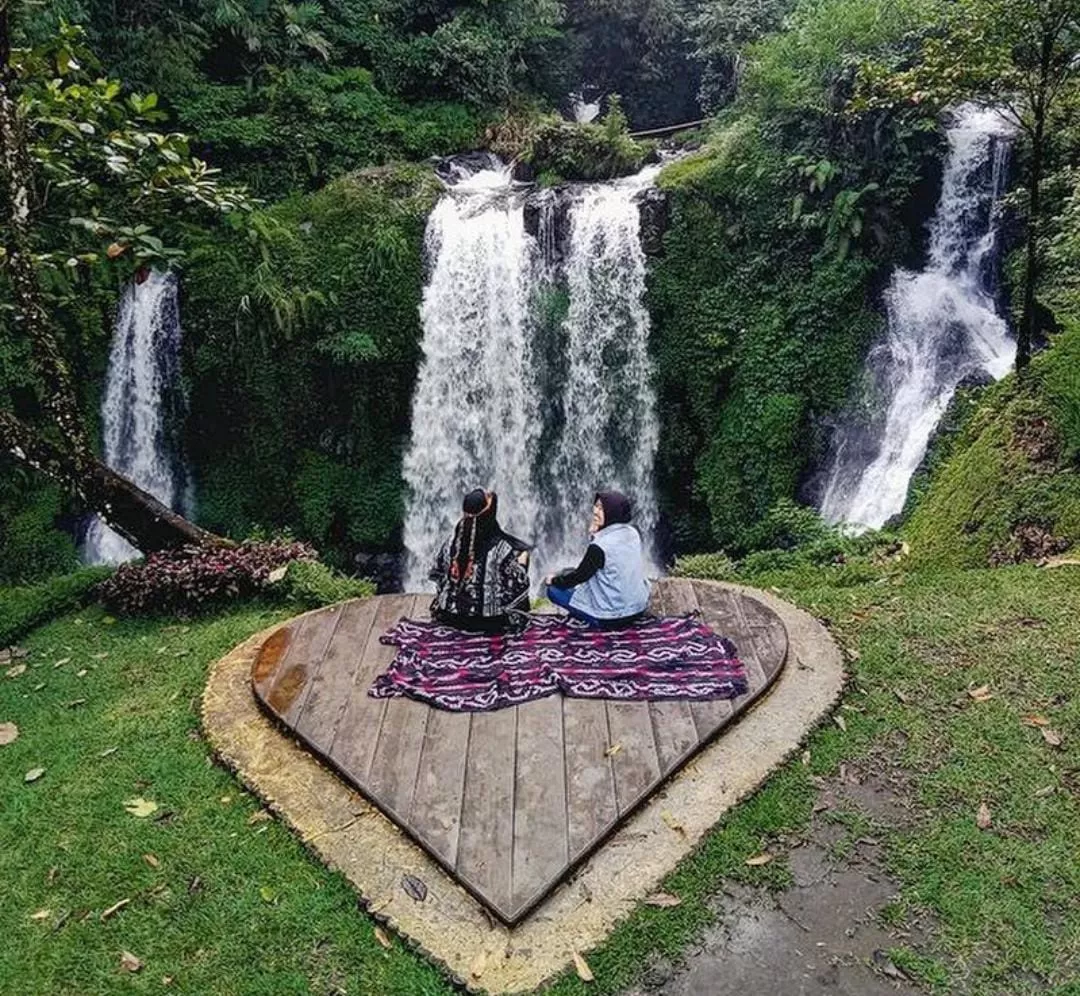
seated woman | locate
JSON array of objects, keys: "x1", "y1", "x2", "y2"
[
  {"x1": 545, "y1": 491, "x2": 651, "y2": 628},
  {"x1": 429, "y1": 489, "x2": 532, "y2": 633}
]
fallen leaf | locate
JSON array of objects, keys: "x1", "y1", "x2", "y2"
[
  {"x1": 247, "y1": 810, "x2": 272, "y2": 825},
  {"x1": 123, "y1": 798, "x2": 158, "y2": 818},
  {"x1": 33, "y1": 683, "x2": 45, "y2": 691},
  {"x1": 30, "y1": 909, "x2": 51, "y2": 920},
  {"x1": 1035, "y1": 785, "x2": 1055, "y2": 798},
  {"x1": 401, "y1": 874, "x2": 427, "y2": 903},
  {"x1": 162, "y1": 977, "x2": 174, "y2": 986},
  {"x1": 604, "y1": 742, "x2": 622, "y2": 758},
  {"x1": 872, "y1": 949, "x2": 909, "y2": 980},
  {"x1": 660, "y1": 810, "x2": 686, "y2": 836},
  {"x1": 643, "y1": 892, "x2": 682, "y2": 908},
  {"x1": 976, "y1": 803, "x2": 992, "y2": 830},
  {"x1": 469, "y1": 948, "x2": 488, "y2": 979},
  {"x1": 47, "y1": 867, "x2": 59, "y2": 885},
  {"x1": 833, "y1": 714, "x2": 847, "y2": 732},
  {"x1": 119, "y1": 951, "x2": 142, "y2": 973},
  {"x1": 573, "y1": 951, "x2": 594, "y2": 982},
  {"x1": 745, "y1": 852, "x2": 775, "y2": 866},
  {"x1": 801, "y1": 750, "x2": 811, "y2": 766},
  {"x1": 99, "y1": 746, "x2": 118, "y2": 758},
  {"x1": 1042, "y1": 728, "x2": 1063, "y2": 748},
  {"x1": 1021, "y1": 715, "x2": 1050, "y2": 727},
  {"x1": 92, "y1": 652, "x2": 109, "y2": 660},
  {"x1": 66, "y1": 699, "x2": 87, "y2": 709},
  {"x1": 142, "y1": 854, "x2": 160, "y2": 869},
  {"x1": 259, "y1": 886, "x2": 276, "y2": 904},
  {"x1": 0, "y1": 722, "x2": 18, "y2": 746},
  {"x1": 187, "y1": 876, "x2": 203, "y2": 895},
  {"x1": 24, "y1": 767, "x2": 45, "y2": 783},
  {"x1": 373, "y1": 926, "x2": 392, "y2": 950},
  {"x1": 5, "y1": 663, "x2": 26, "y2": 678},
  {"x1": 894, "y1": 688, "x2": 909, "y2": 704},
  {"x1": 101, "y1": 898, "x2": 130, "y2": 921},
  {"x1": 968, "y1": 684, "x2": 993, "y2": 702},
  {"x1": 76, "y1": 669, "x2": 87, "y2": 678},
  {"x1": 219, "y1": 796, "x2": 232, "y2": 805},
  {"x1": 52, "y1": 657, "x2": 71, "y2": 669}
]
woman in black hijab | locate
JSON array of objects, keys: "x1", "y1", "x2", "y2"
[{"x1": 429, "y1": 489, "x2": 532, "y2": 633}]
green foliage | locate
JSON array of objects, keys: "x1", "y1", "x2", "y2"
[
  {"x1": 0, "y1": 567, "x2": 112, "y2": 647},
  {"x1": 0, "y1": 471, "x2": 79, "y2": 586},
  {"x1": 523, "y1": 97, "x2": 652, "y2": 181},
  {"x1": 278, "y1": 558, "x2": 375, "y2": 608},
  {"x1": 906, "y1": 322, "x2": 1080, "y2": 567},
  {"x1": 180, "y1": 163, "x2": 438, "y2": 562}
]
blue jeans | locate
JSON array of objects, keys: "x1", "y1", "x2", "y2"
[{"x1": 547, "y1": 585, "x2": 605, "y2": 627}]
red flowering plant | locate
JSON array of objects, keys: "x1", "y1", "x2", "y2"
[{"x1": 97, "y1": 540, "x2": 318, "y2": 616}]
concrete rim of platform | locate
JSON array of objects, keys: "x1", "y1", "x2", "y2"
[{"x1": 201, "y1": 581, "x2": 845, "y2": 994}]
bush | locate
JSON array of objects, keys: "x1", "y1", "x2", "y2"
[
  {"x1": 278, "y1": 559, "x2": 375, "y2": 609},
  {"x1": 0, "y1": 568, "x2": 113, "y2": 647},
  {"x1": 0, "y1": 477, "x2": 79, "y2": 586},
  {"x1": 97, "y1": 541, "x2": 317, "y2": 617},
  {"x1": 671, "y1": 551, "x2": 738, "y2": 581}
]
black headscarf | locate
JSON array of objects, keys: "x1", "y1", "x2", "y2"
[
  {"x1": 595, "y1": 490, "x2": 633, "y2": 527},
  {"x1": 450, "y1": 489, "x2": 530, "y2": 582}
]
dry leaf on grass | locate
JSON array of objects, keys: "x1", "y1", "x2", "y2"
[
  {"x1": 968, "y1": 685, "x2": 993, "y2": 702},
  {"x1": 643, "y1": 892, "x2": 682, "y2": 908},
  {"x1": 1035, "y1": 785, "x2": 1055, "y2": 798},
  {"x1": 373, "y1": 926, "x2": 392, "y2": 950},
  {"x1": 833, "y1": 714, "x2": 847, "y2": 732},
  {"x1": 976, "y1": 803, "x2": 992, "y2": 830},
  {"x1": 24, "y1": 767, "x2": 45, "y2": 783},
  {"x1": 745, "y1": 852, "x2": 775, "y2": 866},
  {"x1": 0, "y1": 722, "x2": 18, "y2": 746},
  {"x1": 142, "y1": 854, "x2": 160, "y2": 869},
  {"x1": 101, "y1": 898, "x2": 130, "y2": 921},
  {"x1": 52, "y1": 658, "x2": 71, "y2": 669},
  {"x1": 894, "y1": 688, "x2": 909, "y2": 704},
  {"x1": 247, "y1": 810, "x2": 272, "y2": 825},
  {"x1": 123, "y1": 798, "x2": 158, "y2": 818},
  {"x1": 5, "y1": 663, "x2": 26, "y2": 678},
  {"x1": 1042, "y1": 728, "x2": 1063, "y2": 748},
  {"x1": 119, "y1": 951, "x2": 143, "y2": 973},
  {"x1": 30, "y1": 909, "x2": 51, "y2": 921},
  {"x1": 801, "y1": 750, "x2": 811, "y2": 766},
  {"x1": 573, "y1": 951, "x2": 595, "y2": 982},
  {"x1": 99, "y1": 746, "x2": 118, "y2": 758},
  {"x1": 1021, "y1": 715, "x2": 1050, "y2": 727}
]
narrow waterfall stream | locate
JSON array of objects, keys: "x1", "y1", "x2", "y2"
[
  {"x1": 402, "y1": 160, "x2": 661, "y2": 588},
  {"x1": 819, "y1": 106, "x2": 1016, "y2": 532},
  {"x1": 83, "y1": 271, "x2": 191, "y2": 564}
]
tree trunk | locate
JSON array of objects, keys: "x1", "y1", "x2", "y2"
[{"x1": 0, "y1": 6, "x2": 232, "y2": 557}]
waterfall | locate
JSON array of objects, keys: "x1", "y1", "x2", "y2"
[
  {"x1": 83, "y1": 270, "x2": 191, "y2": 564},
  {"x1": 402, "y1": 160, "x2": 661, "y2": 588},
  {"x1": 819, "y1": 105, "x2": 1015, "y2": 532}
]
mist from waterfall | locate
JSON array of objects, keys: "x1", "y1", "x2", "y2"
[
  {"x1": 83, "y1": 270, "x2": 192, "y2": 564},
  {"x1": 819, "y1": 105, "x2": 1016, "y2": 532},
  {"x1": 402, "y1": 162, "x2": 661, "y2": 588}
]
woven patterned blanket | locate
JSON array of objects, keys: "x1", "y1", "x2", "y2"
[{"x1": 369, "y1": 614, "x2": 748, "y2": 712}]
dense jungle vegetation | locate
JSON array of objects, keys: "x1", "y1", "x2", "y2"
[{"x1": 0, "y1": 0, "x2": 1078, "y2": 581}]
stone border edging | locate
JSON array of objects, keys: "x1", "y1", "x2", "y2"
[{"x1": 201, "y1": 582, "x2": 845, "y2": 993}]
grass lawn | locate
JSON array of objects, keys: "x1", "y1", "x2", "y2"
[{"x1": 1, "y1": 565, "x2": 1078, "y2": 994}]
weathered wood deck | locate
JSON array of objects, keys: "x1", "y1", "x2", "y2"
[{"x1": 251, "y1": 578, "x2": 787, "y2": 924}]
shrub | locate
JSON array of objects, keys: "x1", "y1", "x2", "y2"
[
  {"x1": 671, "y1": 551, "x2": 738, "y2": 581},
  {"x1": 277, "y1": 559, "x2": 375, "y2": 610},
  {"x1": 97, "y1": 541, "x2": 317, "y2": 617},
  {"x1": 0, "y1": 568, "x2": 113, "y2": 647}
]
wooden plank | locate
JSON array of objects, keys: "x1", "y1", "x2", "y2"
[
  {"x1": 295, "y1": 598, "x2": 378, "y2": 752},
  {"x1": 563, "y1": 698, "x2": 619, "y2": 859},
  {"x1": 264, "y1": 608, "x2": 342, "y2": 722},
  {"x1": 724, "y1": 591, "x2": 769, "y2": 700},
  {"x1": 606, "y1": 701, "x2": 661, "y2": 814},
  {"x1": 648, "y1": 579, "x2": 700, "y2": 774},
  {"x1": 456, "y1": 708, "x2": 517, "y2": 918},
  {"x1": 511, "y1": 695, "x2": 568, "y2": 916},
  {"x1": 408, "y1": 709, "x2": 472, "y2": 868},
  {"x1": 669, "y1": 580, "x2": 734, "y2": 738},
  {"x1": 366, "y1": 596, "x2": 433, "y2": 818},
  {"x1": 739, "y1": 595, "x2": 789, "y2": 681},
  {"x1": 329, "y1": 594, "x2": 416, "y2": 783}
]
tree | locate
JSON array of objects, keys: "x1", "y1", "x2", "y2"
[
  {"x1": 857, "y1": 0, "x2": 1079, "y2": 371},
  {"x1": 0, "y1": 8, "x2": 249, "y2": 553}
]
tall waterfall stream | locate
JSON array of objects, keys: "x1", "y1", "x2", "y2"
[
  {"x1": 402, "y1": 160, "x2": 661, "y2": 587},
  {"x1": 83, "y1": 270, "x2": 191, "y2": 564},
  {"x1": 820, "y1": 106, "x2": 1016, "y2": 531}
]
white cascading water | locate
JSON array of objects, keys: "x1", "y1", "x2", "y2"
[
  {"x1": 83, "y1": 270, "x2": 191, "y2": 564},
  {"x1": 820, "y1": 105, "x2": 1016, "y2": 531},
  {"x1": 402, "y1": 161, "x2": 661, "y2": 587}
]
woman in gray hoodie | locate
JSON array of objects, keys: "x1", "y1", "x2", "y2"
[{"x1": 544, "y1": 490, "x2": 651, "y2": 628}]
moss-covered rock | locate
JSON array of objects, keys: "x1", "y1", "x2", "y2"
[{"x1": 905, "y1": 323, "x2": 1080, "y2": 567}]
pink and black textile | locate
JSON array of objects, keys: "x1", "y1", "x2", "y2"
[{"x1": 369, "y1": 614, "x2": 748, "y2": 712}]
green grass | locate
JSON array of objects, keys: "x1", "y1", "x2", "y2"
[{"x1": 2, "y1": 566, "x2": 1079, "y2": 994}]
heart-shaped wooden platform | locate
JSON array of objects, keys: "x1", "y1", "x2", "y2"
[{"x1": 251, "y1": 578, "x2": 787, "y2": 925}]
